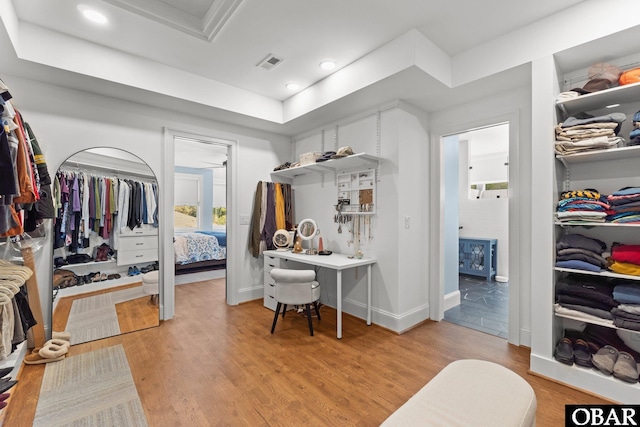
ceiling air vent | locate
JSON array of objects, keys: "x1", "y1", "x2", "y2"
[{"x1": 256, "y1": 54, "x2": 283, "y2": 71}]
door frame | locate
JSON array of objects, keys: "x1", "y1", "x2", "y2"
[
  {"x1": 161, "y1": 128, "x2": 238, "y2": 320},
  {"x1": 430, "y1": 110, "x2": 521, "y2": 345}
]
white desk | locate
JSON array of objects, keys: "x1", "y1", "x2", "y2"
[{"x1": 263, "y1": 250, "x2": 376, "y2": 339}]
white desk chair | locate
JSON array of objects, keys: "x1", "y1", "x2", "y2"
[{"x1": 269, "y1": 268, "x2": 321, "y2": 336}]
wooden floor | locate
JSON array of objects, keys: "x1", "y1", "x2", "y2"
[
  {"x1": 4, "y1": 278, "x2": 609, "y2": 426},
  {"x1": 52, "y1": 282, "x2": 160, "y2": 334}
]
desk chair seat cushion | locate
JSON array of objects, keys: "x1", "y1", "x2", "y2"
[{"x1": 270, "y1": 268, "x2": 320, "y2": 305}]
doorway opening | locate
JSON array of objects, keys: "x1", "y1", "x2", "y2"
[
  {"x1": 442, "y1": 123, "x2": 510, "y2": 339},
  {"x1": 173, "y1": 137, "x2": 228, "y2": 291}
]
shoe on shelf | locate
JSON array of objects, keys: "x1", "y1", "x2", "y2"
[
  {"x1": 132, "y1": 266, "x2": 141, "y2": 275},
  {"x1": 613, "y1": 352, "x2": 639, "y2": 383},
  {"x1": 128, "y1": 267, "x2": 134, "y2": 276},
  {"x1": 0, "y1": 392, "x2": 10, "y2": 401},
  {"x1": 592, "y1": 345, "x2": 618, "y2": 375},
  {"x1": 573, "y1": 339, "x2": 593, "y2": 368},
  {"x1": 554, "y1": 337, "x2": 574, "y2": 365},
  {"x1": 0, "y1": 368, "x2": 12, "y2": 379}
]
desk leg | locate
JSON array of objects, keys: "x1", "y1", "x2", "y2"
[
  {"x1": 337, "y1": 270, "x2": 342, "y2": 339},
  {"x1": 367, "y1": 264, "x2": 372, "y2": 326}
]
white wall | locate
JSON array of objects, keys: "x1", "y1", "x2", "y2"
[
  {"x1": 289, "y1": 104, "x2": 429, "y2": 332},
  {"x1": 4, "y1": 74, "x2": 290, "y2": 336},
  {"x1": 458, "y1": 143, "x2": 509, "y2": 278}
]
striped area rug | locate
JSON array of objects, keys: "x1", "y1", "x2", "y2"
[
  {"x1": 33, "y1": 345, "x2": 148, "y2": 427},
  {"x1": 65, "y1": 287, "x2": 147, "y2": 345}
]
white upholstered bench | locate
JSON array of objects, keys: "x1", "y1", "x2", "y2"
[
  {"x1": 381, "y1": 359, "x2": 537, "y2": 427},
  {"x1": 142, "y1": 270, "x2": 159, "y2": 304}
]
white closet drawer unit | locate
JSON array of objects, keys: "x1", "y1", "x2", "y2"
[
  {"x1": 117, "y1": 232, "x2": 159, "y2": 266},
  {"x1": 119, "y1": 235, "x2": 157, "y2": 252},
  {"x1": 264, "y1": 255, "x2": 280, "y2": 310}
]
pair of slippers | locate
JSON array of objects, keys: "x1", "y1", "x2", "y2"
[
  {"x1": 24, "y1": 331, "x2": 72, "y2": 365},
  {"x1": 553, "y1": 337, "x2": 593, "y2": 367},
  {"x1": 592, "y1": 345, "x2": 639, "y2": 383}
]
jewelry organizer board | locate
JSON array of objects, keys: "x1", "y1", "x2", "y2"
[{"x1": 336, "y1": 169, "x2": 376, "y2": 214}]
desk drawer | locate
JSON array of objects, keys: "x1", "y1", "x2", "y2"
[
  {"x1": 265, "y1": 281, "x2": 275, "y2": 298},
  {"x1": 264, "y1": 257, "x2": 280, "y2": 272},
  {"x1": 264, "y1": 272, "x2": 277, "y2": 285}
]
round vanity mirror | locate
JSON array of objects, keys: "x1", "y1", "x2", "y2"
[
  {"x1": 297, "y1": 219, "x2": 319, "y2": 255},
  {"x1": 297, "y1": 219, "x2": 318, "y2": 240}
]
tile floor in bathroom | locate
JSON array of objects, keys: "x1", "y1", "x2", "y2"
[{"x1": 444, "y1": 274, "x2": 509, "y2": 339}]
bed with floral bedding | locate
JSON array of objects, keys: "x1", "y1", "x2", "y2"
[{"x1": 174, "y1": 232, "x2": 226, "y2": 273}]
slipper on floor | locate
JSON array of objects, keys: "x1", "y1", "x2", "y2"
[
  {"x1": 23, "y1": 352, "x2": 65, "y2": 365},
  {"x1": 52, "y1": 331, "x2": 71, "y2": 341},
  {"x1": 38, "y1": 339, "x2": 70, "y2": 359}
]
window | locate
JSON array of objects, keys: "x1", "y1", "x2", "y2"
[{"x1": 174, "y1": 173, "x2": 202, "y2": 230}]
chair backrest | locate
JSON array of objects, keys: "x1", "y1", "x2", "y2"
[{"x1": 269, "y1": 268, "x2": 319, "y2": 305}]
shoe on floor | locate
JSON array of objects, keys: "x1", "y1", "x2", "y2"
[
  {"x1": 554, "y1": 337, "x2": 574, "y2": 365},
  {"x1": 592, "y1": 345, "x2": 618, "y2": 375},
  {"x1": 0, "y1": 392, "x2": 9, "y2": 401},
  {"x1": 613, "y1": 351, "x2": 639, "y2": 383},
  {"x1": 573, "y1": 339, "x2": 593, "y2": 367},
  {"x1": 0, "y1": 379, "x2": 17, "y2": 393},
  {"x1": 0, "y1": 367, "x2": 12, "y2": 379}
]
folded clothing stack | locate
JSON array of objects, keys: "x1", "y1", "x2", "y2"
[
  {"x1": 555, "y1": 189, "x2": 609, "y2": 223},
  {"x1": 612, "y1": 282, "x2": 640, "y2": 331},
  {"x1": 629, "y1": 110, "x2": 640, "y2": 146},
  {"x1": 554, "y1": 112, "x2": 626, "y2": 155},
  {"x1": 555, "y1": 233, "x2": 607, "y2": 272},
  {"x1": 606, "y1": 187, "x2": 640, "y2": 224},
  {"x1": 554, "y1": 274, "x2": 618, "y2": 325},
  {"x1": 609, "y1": 243, "x2": 640, "y2": 276}
]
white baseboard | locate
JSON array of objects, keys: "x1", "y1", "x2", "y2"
[{"x1": 444, "y1": 290, "x2": 460, "y2": 311}]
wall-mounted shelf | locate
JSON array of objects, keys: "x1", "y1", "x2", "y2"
[
  {"x1": 271, "y1": 153, "x2": 380, "y2": 179},
  {"x1": 555, "y1": 267, "x2": 640, "y2": 281},
  {"x1": 556, "y1": 81, "x2": 640, "y2": 116},
  {"x1": 556, "y1": 145, "x2": 640, "y2": 167}
]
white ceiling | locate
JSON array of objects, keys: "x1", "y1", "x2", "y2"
[
  {"x1": 11, "y1": 0, "x2": 582, "y2": 101},
  {"x1": 5, "y1": 0, "x2": 640, "y2": 139}
]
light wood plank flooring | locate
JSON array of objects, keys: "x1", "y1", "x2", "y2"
[
  {"x1": 52, "y1": 282, "x2": 160, "y2": 335},
  {"x1": 4, "y1": 278, "x2": 609, "y2": 426}
]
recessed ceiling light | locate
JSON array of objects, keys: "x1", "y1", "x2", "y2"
[
  {"x1": 319, "y1": 60, "x2": 336, "y2": 71},
  {"x1": 286, "y1": 83, "x2": 300, "y2": 91},
  {"x1": 77, "y1": 4, "x2": 108, "y2": 25}
]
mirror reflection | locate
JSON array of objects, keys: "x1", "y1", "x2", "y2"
[
  {"x1": 298, "y1": 219, "x2": 317, "y2": 239},
  {"x1": 51, "y1": 148, "x2": 159, "y2": 345}
]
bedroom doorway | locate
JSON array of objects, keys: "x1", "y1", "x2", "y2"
[{"x1": 173, "y1": 137, "x2": 228, "y2": 291}]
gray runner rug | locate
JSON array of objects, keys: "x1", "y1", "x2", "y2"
[
  {"x1": 66, "y1": 286, "x2": 147, "y2": 345},
  {"x1": 33, "y1": 344, "x2": 148, "y2": 427}
]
